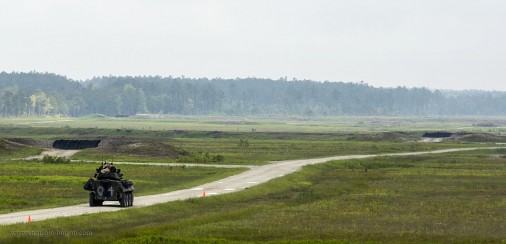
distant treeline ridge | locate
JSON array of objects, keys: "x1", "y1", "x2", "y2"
[{"x1": 0, "y1": 72, "x2": 505, "y2": 117}]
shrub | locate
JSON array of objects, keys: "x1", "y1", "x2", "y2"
[
  {"x1": 42, "y1": 155, "x2": 71, "y2": 164},
  {"x1": 177, "y1": 152, "x2": 225, "y2": 163},
  {"x1": 238, "y1": 138, "x2": 249, "y2": 147}
]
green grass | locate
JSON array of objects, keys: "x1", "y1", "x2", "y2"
[
  {"x1": 71, "y1": 151, "x2": 185, "y2": 164},
  {"x1": 69, "y1": 138, "x2": 491, "y2": 166},
  {"x1": 0, "y1": 140, "x2": 43, "y2": 160},
  {"x1": 2, "y1": 115, "x2": 506, "y2": 134},
  {"x1": 1, "y1": 117, "x2": 502, "y2": 166},
  {"x1": 1, "y1": 117, "x2": 505, "y2": 242},
  {"x1": 168, "y1": 138, "x2": 489, "y2": 163},
  {"x1": 0, "y1": 160, "x2": 245, "y2": 214},
  {"x1": 1, "y1": 149, "x2": 504, "y2": 243}
]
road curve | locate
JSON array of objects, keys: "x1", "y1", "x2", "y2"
[{"x1": 0, "y1": 147, "x2": 502, "y2": 225}]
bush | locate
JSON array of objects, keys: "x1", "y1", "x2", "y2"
[
  {"x1": 212, "y1": 154, "x2": 224, "y2": 162},
  {"x1": 42, "y1": 155, "x2": 71, "y2": 164},
  {"x1": 238, "y1": 138, "x2": 249, "y2": 147},
  {"x1": 177, "y1": 152, "x2": 225, "y2": 164}
]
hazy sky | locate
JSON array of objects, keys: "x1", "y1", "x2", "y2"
[{"x1": 1, "y1": 1, "x2": 505, "y2": 90}]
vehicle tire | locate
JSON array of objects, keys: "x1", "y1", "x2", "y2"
[
  {"x1": 125, "y1": 193, "x2": 130, "y2": 207},
  {"x1": 120, "y1": 195, "x2": 127, "y2": 207},
  {"x1": 89, "y1": 193, "x2": 96, "y2": 207},
  {"x1": 128, "y1": 193, "x2": 133, "y2": 206}
]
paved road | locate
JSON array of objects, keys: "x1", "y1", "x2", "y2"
[{"x1": 0, "y1": 147, "x2": 502, "y2": 225}]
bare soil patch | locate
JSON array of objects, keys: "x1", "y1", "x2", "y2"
[
  {"x1": 92, "y1": 137, "x2": 186, "y2": 158},
  {"x1": 25, "y1": 149, "x2": 81, "y2": 160},
  {"x1": 419, "y1": 138, "x2": 444, "y2": 143}
]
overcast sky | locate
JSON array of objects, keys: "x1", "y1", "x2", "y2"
[{"x1": 1, "y1": 1, "x2": 505, "y2": 90}]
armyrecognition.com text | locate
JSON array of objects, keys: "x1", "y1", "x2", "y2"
[{"x1": 10, "y1": 230, "x2": 93, "y2": 237}]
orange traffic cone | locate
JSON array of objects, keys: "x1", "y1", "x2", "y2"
[
  {"x1": 203, "y1": 191, "x2": 206, "y2": 198},
  {"x1": 28, "y1": 215, "x2": 31, "y2": 223}
]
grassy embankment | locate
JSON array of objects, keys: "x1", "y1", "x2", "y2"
[
  {"x1": 1, "y1": 149, "x2": 504, "y2": 243},
  {"x1": 0, "y1": 140, "x2": 43, "y2": 160}
]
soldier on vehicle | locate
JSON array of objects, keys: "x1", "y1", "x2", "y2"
[
  {"x1": 101, "y1": 162, "x2": 112, "y2": 174},
  {"x1": 109, "y1": 162, "x2": 117, "y2": 173},
  {"x1": 94, "y1": 162, "x2": 105, "y2": 178}
]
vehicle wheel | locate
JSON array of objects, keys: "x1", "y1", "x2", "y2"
[
  {"x1": 120, "y1": 195, "x2": 127, "y2": 207},
  {"x1": 89, "y1": 193, "x2": 96, "y2": 207},
  {"x1": 125, "y1": 193, "x2": 130, "y2": 207}
]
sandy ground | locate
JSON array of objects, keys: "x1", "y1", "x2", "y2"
[
  {"x1": 1, "y1": 146, "x2": 503, "y2": 225},
  {"x1": 24, "y1": 149, "x2": 81, "y2": 160},
  {"x1": 419, "y1": 138, "x2": 444, "y2": 143}
]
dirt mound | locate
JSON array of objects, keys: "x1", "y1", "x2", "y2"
[
  {"x1": 422, "y1": 132, "x2": 453, "y2": 138},
  {"x1": 345, "y1": 132, "x2": 418, "y2": 142},
  {"x1": 450, "y1": 133, "x2": 506, "y2": 143},
  {"x1": 0, "y1": 139, "x2": 26, "y2": 151},
  {"x1": 473, "y1": 123, "x2": 497, "y2": 127},
  {"x1": 4, "y1": 138, "x2": 53, "y2": 148},
  {"x1": 94, "y1": 137, "x2": 186, "y2": 158},
  {"x1": 4, "y1": 137, "x2": 185, "y2": 157}
]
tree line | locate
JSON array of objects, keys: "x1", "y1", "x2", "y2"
[{"x1": 1, "y1": 71, "x2": 505, "y2": 117}]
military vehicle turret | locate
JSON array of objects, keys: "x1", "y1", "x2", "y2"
[{"x1": 83, "y1": 162, "x2": 134, "y2": 207}]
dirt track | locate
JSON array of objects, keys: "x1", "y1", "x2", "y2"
[{"x1": 0, "y1": 147, "x2": 503, "y2": 225}]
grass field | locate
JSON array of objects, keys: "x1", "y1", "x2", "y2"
[
  {"x1": 0, "y1": 160, "x2": 245, "y2": 214},
  {"x1": 0, "y1": 149, "x2": 504, "y2": 243},
  {"x1": 2, "y1": 115, "x2": 506, "y2": 134},
  {"x1": 3, "y1": 121, "x2": 496, "y2": 166},
  {"x1": 1, "y1": 117, "x2": 505, "y2": 243},
  {"x1": 70, "y1": 137, "x2": 490, "y2": 165},
  {"x1": 169, "y1": 138, "x2": 495, "y2": 162}
]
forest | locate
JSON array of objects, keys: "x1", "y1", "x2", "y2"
[{"x1": 0, "y1": 71, "x2": 505, "y2": 117}]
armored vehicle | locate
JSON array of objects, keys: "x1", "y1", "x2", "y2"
[{"x1": 83, "y1": 163, "x2": 134, "y2": 207}]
